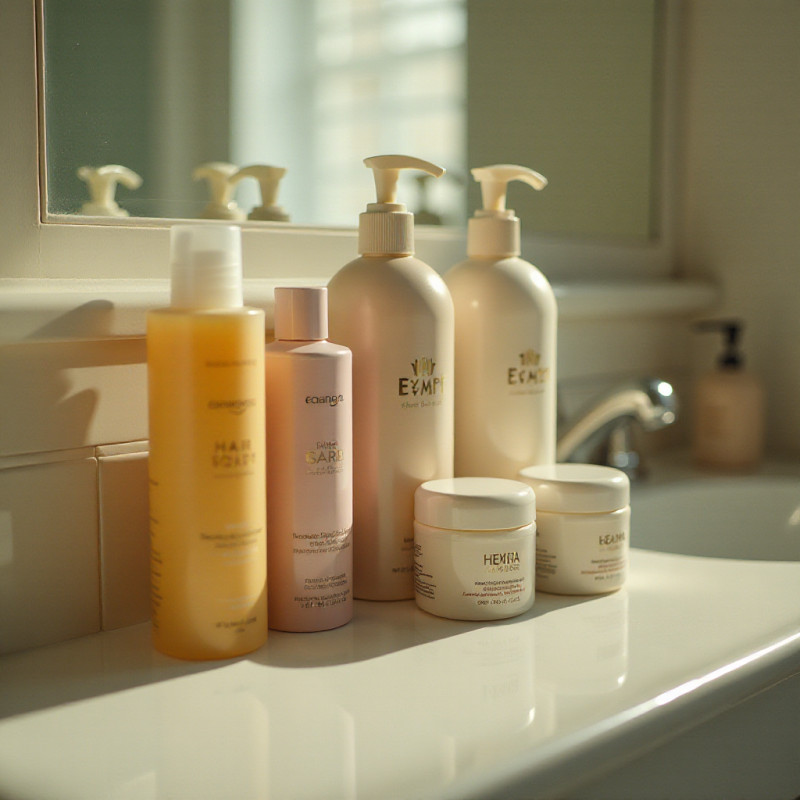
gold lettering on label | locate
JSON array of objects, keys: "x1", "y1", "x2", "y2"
[
  {"x1": 399, "y1": 357, "x2": 446, "y2": 399},
  {"x1": 507, "y1": 349, "x2": 549, "y2": 387},
  {"x1": 212, "y1": 439, "x2": 256, "y2": 468}
]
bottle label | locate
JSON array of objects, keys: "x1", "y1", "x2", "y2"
[
  {"x1": 265, "y1": 347, "x2": 353, "y2": 628},
  {"x1": 507, "y1": 347, "x2": 550, "y2": 395},
  {"x1": 399, "y1": 355, "x2": 446, "y2": 409},
  {"x1": 212, "y1": 438, "x2": 257, "y2": 471},
  {"x1": 535, "y1": 514, "x2": 629, "y2": 594},
  {"x1": 304, "y1": 439, "x2": 345, "y2": 475},
  {"x1": 413, "y1": 531, "x2": 534, "y2": 619}
]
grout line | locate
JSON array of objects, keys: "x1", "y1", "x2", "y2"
[{"x1": 94, "y1": 453, "x2": 105, "y2": 632}]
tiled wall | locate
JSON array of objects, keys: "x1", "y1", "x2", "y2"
[
  {"x1": 0, "y1": 298, "x2": 704, "y2": 655},
  {"x1": 0, "y1": 443, "x2": 150, "y2": 654},
  {"x1": 97, "y1": 443, "x2": 151, "y2": 632},
  {"x1": 0, "y1": 334, "x2": 151, "y2": 654},
  {"x1": 0, "y1": 338, "x2": 148, "y2": 455},
  {"x1": 0, "y1": 449, "x2": 100, "y2": 653}
]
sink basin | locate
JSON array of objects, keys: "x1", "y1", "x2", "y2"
[{"x1": 631, "y1": 473, "x2": 800, "y2": 561}]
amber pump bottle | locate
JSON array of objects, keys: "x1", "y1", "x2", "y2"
[
  {"x1": 147, "y1": 225, "x2": 268, "y2": 659},
  {"x1": 693, "y1": 319, "x2": 765, "y2": 471}
]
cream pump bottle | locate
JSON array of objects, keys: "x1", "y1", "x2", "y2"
[
  {"x1": 328, "y1": 155, "x2": 455, "y2": 601},
  {"x1": 265, "y1": 287, "x2": 353, "y2": 631},
  {"x1": 445, "y1": 164, "x2": 557, "y2": 478},
  {"x1": 147, "y1": 225, "x2": 268, "y2": 660}
]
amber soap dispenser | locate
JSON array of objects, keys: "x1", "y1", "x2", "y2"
[{"x1": 693, "y1": 319, "x2": 765, "y2": 471}]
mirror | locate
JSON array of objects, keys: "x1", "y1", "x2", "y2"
[{"x1": 41, "y1": 0, "x2": 661, "y2": 240}]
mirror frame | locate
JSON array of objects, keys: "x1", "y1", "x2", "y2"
[{"x1": 1, "y1": 0, "x2": 680, "y2": 286}]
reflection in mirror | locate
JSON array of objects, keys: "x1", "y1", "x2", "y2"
[
  {"x1": 467, "y1": 0, "x2": 660, "y2": 242},
  {"x1": 42, "y1": 0, "x2": 662, "y2": 240},
  {"x1": 42, "y1": 0, "x2": 467, "y2": 226}
]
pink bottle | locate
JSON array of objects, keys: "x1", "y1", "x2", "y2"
[{"x1": 266, "y1": 287, "x2": 353, "y2": 631}]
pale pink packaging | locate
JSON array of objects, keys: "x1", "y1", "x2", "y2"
[{"x1": 266, "y1": 287, "x2": 353, "y2": 632}]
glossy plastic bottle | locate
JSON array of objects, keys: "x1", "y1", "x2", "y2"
[
  {"x1": 147, "y1": 224, "x2": 268, "y2": 659},
  {"x1": 693, "y1": 319, "x2": 765, "y2": 470},
  {"x1": 266, "y1": 286, "x2": 353, "y2": 631},
  {"x1": 327, "y1": 155, "x2": 454, "y2": 601},
  {"x1": 444, "y1": 164, "x2": 557, "y2": 478}
]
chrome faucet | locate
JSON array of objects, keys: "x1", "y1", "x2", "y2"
[{"x1": 556, "y1": 378, "x2": 678, "y2": 478}]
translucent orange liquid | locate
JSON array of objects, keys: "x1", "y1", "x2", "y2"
[{"x1": 147, "y1": 307, "x2": 267, "y2": 660}]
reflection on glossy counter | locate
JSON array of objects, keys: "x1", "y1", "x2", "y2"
[{"x1": 0, "y1": 549, "x2": 799, "y2": 800}]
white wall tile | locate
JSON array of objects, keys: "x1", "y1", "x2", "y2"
[
  {"x1": 0, "y1": 455, "x2": 100, "y2": 654},
  {"x1": 98, "y1": 446, "x2": 150, "y2": 631},
  {"x1": 0, "y1": 338, "x2": 147, "y2": 458}
]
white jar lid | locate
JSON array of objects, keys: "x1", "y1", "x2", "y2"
[
  {"x1": 518, "y1": 463, "x2": 630, "y2": 514},
  {"x1": 415, "y1": 477, "x2": 536, "y2": 531}
]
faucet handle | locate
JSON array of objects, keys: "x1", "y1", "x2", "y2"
[{"x1": 556, "y1": 377, "x2": 677, "y2": 476}]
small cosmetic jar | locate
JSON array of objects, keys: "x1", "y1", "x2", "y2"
[
  {"x1": 518, "y1": 464, "x2": 630, "y2": 595},
  {"x1": 413, "y1": 477, "x2": 536, "y2": 621}
]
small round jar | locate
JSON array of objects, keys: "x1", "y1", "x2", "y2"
[
  {"x1": 413, "y1": 477, "x2": 536, "y2": 621},
  {"x1": 518, "y1": 464, "x2": 630, "y2": 595}
]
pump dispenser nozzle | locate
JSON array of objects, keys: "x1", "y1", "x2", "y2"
[
  {"x1": 695, "y1": 319, "x2": 745, "y2": 369},
  {"x1": 359, "y1": 155, "x2": 445, "y2": 256},
  {"x1": 77, "y1": 164, "x2": 142, "y2": 217},
  {"x1": 468, "y1": 164, "x2": 547, "y2": 258},
  {"x1": 193, "y1": 162, "x2": 245, "y2": 221},
  {"x1": 232, "y1": 165, "x2": 290, "y2": 222}
]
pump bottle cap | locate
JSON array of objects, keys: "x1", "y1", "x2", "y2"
[
  {"x1": 273, "y1": 286, "x2": 328, "y2": 341},
  {"x1": 169, "y1": 224, "x2": 243, "y2": 310},
  {"x1": 232, "y1": 165, "x2": 290, "y2": 222},
  {"x1": 193, "y1": 162, "x2": 246, "y2": 221},
  {"x1": 695, "y1": 319, "x2": 745, "y2": 369},
  {"x1": 359, "y1": 155, "x2": 445, "y2": 256},
  {"x1": 468, "y1": 164, "x2": 547, "y2": 258},
  {"x1": 77, "y1": 164, "x2": 142, "y2": 217}
]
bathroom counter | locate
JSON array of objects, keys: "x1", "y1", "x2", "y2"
[{"x1": 1, "y1": 548, "x2": 799, "y2": 799}]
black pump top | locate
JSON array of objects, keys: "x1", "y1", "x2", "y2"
[{"x1": 694, "y1": 319, "x2": 744, "y2": 369}]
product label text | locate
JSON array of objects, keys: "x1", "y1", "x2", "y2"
[
  {"x1": 213, "y1": 439, "x2": 256, "y2": 469},
  {"x1": 399, "y1": 356, "x2": 446, "y2": 400},
  {"x1": 507, "y1": 349, "x2": 550, "y2": 390},
  {"x1": 305, "y1": 394, "x2": 345, "y2": 407},
  {"x1": 599, "y1": 532, "x2": 627, "y2": 546}
]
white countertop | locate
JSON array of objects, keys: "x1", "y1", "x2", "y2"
[{"x1": 1, "y1": 547, "x2": 799, "y2": 800}]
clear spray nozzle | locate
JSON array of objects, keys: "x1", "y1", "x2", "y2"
[
  {"x1": 364, "y1": 155, "x2": 445, "y2": 207},
  {"x1": 472, "y1": 164, "x2": 547, "y2": 213}
]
